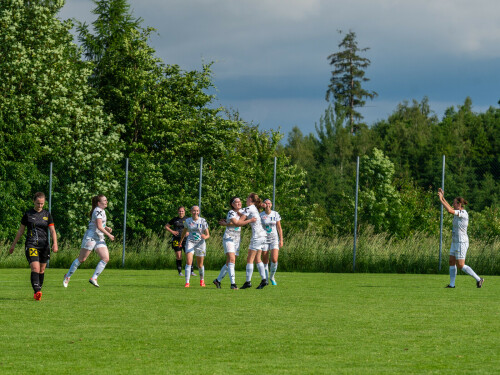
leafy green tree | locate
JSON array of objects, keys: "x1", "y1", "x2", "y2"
[
  {"x1": 326, "y1": 30, "x2": 377, "y2": 134},
  {"x1": 0, "y1": 0, "x2": 123, "y2": 239}
]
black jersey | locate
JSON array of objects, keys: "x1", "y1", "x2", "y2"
[
  {"x1": 168, "y1": 216, "x2": 187, "y2": 240},
  {"x1": 21, "y1": 209, "x2": 54, "y2": 248}
]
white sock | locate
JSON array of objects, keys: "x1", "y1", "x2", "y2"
[
  {"x1": 67, "y1": 258, "x2": 81, "y2": 278},
  {"x1": 228, "y1": 263, "x2": 236, "y2": 284},
  {"x1": 199, "y1": 266, "x2": 205, "y2": 280},
  {"x1": 264, "y1": 263, "x2": 269, "y2": 280},
  {"x1": 270, "y1": 262, "x2": 278, "y2": 281},
  {"x1": 257, "y1": 262, "x2": 266, "y2": 280},
  {"x1": 246, "y1": 263, "x2": 254, "y2": 282},
  {"x1": 449, "y1": 265, "x2": 457, "y2": 287},
  {"x1": 185, "y1": 265, "x2": 192, "y2": 283},
  {"x1": 217, "y1": 264, "x2": 228, "y2": 282},
  {"x1": 92, "y1": 260, "x2": 107, "y2": 279},
  {"x1": 461, "y1": 265, "x2": 480, "y2": 281}
]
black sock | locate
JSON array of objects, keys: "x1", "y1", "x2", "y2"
[
  {"x1": 39, "y1": 273, "x2": 45, "y2": 288},
  {"x1": 176, "y1": 259, "x2": 182, "y2": 273},
  {"x1": 31, "y1": 272, "x2": 41, "y2": 293}
]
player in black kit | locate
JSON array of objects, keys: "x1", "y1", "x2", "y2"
[
  {"x1": 9, "y1": 192, "x2": 58, "y2": 301},
  {"x1": 165, "y1": 206, "x2": 195, "y2": 276}
]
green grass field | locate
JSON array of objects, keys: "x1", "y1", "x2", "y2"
[{"x1": 0, "y1": 269, "x2": 498, "y2": 374}]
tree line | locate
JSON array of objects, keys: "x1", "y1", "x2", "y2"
[{"x1": 1, "y1": 1, "x2": 498, "y2": 243}]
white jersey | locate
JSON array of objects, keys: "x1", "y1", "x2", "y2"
[
  {"x1": 452, "y1": 210, "x2": 468, "y2": 243},
  {"x1": 223, "y1": 209, "x2": 244, "y2": 240},
  {"x1": 242, "y1": 204, "x2": 266, "y2": 239},
  {"x1": 184, "y1": 217, "x2": 209, "y2": 242},
  {"x1": 86, "y1": 207, "x2": 107, "y2": 240},
  {"x1": 260, "y1": 210, "x2": 281, "y2": 242}
]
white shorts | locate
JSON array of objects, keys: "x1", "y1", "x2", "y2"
[
  {"x1": 450, "y1": 242, "x2": 468, "y2": 259},
  {"x1": 223, "y1": 237, "x2": 240, "y2": 256},
  {"x1": 80, "y1": 231, "x2": 106, "y2": 251},
  {"x1": 263, "y1": 238, "x2": 279, "y2": 251},
  {"x1": 249, "y1": 235, "x2": 267, "y2": 251},
  {"x1": 186, "y1": 240, "x2": 206, "y2": 257}
]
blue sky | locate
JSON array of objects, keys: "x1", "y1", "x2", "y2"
[{"x1": 59, "y1": 0, "x2": 500, "y2": 138}]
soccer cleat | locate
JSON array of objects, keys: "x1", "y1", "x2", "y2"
[
  {"x1": 230, "y1": 284, "x2": 239, "y2": 290},
  {"x1": 63, "y1": 274, "x2": 70, "y2": 288},
  {"x1": 213, "y1": 279, "x2": 221, "y2": 289},
  {"x1": 34, "y1": 291, "x2": 42, "y2": 301},
  {"x1": 89, "y1": 278, "x2": 100, "y2": 288},
  {"x1": 184, "y1": 282, "x2": 190, "y2": 288},
  {"x1": 256, "y1": 279, "x2": 269, "y2": 289},
  {"x1": 445, "y1": 284, "x2": 455, "y2": 288},
  {"x1": 191, "y1": 271, "x2": 197, "y2": 276},
  {"x1": 178, "y1": 272, "x2": 184, "y2": 276},
  {"x1": 477, "y1": 278, "x2": 484, "y2": 288},
  {"x1": 240, "y1": 281, "x2": 252, "y2": 289},
  {"x1": 271, "y1": 279, "x2": 277, "y2": 286},
  {"x1": 200, "y1": 280, "x2": 206, "y2": 287}
]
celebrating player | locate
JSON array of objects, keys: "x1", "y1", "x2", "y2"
[
  {"x1": 63, "y1": 195, "x2": 115, "y2": 288},
  {"x1": 213, "y1": 197, "x2": 256, "y2": 290},
  {"x1": 438, "y1": 188, "x2": 484, "y2": 288},
  {"x1": 165, "y1": 206, "x2": 194, "y2": 276},
  {"x1": 240, "y1": 193, "x2": 268, "y2": 289},
  {"x1": 179, "y1": 206, "x2": 210, "y2": 287},
  {"x1": 9, "y1": 192, "x2": 58, "y2": 301},
  {"x1": 260, "y1": 199, "x2": 283, "y2": 286}
]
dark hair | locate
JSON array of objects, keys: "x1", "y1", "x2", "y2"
[
  {"x1": 455, "y1": 197, "x2": 468, "y2": 206},
  {"x1": 90, "y1": 195, "x2": 105, "y2": 218},
  {"x1": 177, "y1": 206, "x2": 185, "y2": 211},
  {"x1": 33, "y1": 192, "x2": 46, "y2": 201},
  {"x1": 229, "y1": 196, "x2": 240, "y2": 210},
  {"x1": 248, "y1": 193, "x2": 262, "y2": 211}
]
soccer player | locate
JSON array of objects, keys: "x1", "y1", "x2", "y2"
[
  {"x1": 9, "y1": 192, "x2": 58, "y2": 301},
  {"x1": 178, "y1": 206, "x2": 210, "y2": 287},
  {"x1": 438, "y1": 188, "x2": 484, "y2": 288},
  {"x1": 165, "y1": 206, "x2": 194, "y2": 276},
  {"x1": 63, "y1": 195, "x2": 115, "y2": 288},
  {"x1": 260, "y1": 199, "x2": 283, "y2": 286},
  {"x1": 240, "y1": 193, "x2": 268, "y2": 290},
  {"x1": 213, "y1": 197, "x2": 256, "y2": 290}
]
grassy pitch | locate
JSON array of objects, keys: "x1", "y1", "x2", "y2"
[{"x1": 0, "y1": 269, "x2": 498, "y2": 374}]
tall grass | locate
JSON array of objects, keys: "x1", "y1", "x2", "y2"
[{"x1": 2, "y1": 229, "x2": 499, "y2": 275}]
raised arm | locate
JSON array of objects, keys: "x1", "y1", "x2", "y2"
[{"x1": 438, "y1": 188, "x2": 454, "y2": 215}]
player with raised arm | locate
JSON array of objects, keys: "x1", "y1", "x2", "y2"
[
  {"x1": 240, "y1": 193, "x2": 268, "y2": 290},
  {"x1": 9, "y1": 192, "x2": 58, "y2": 301},
  {"x1": 179, "y1": 206, "x2": 210, "y2": 288},
  {"x1": 63, "y1": 195, "x2": 115, "y2": 288},
  {"x1": 260, "y1": 199, "x2": 283, "y2": 286},
  {"x1": 213, "y1": 197, "x2": 256, "y2": 290},
  {"x1": 438, "y1": 188, "x2": 484, "y2": 288}
]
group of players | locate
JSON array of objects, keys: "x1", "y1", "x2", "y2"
[
  {"x1": 9, "y1": 187, "x2": 485, "y2": 301},
  {"x1": 165, "y1": 193, "x2": 283, "y2": 289},
  {"x1": 9, "y1": 191, "x2": 284, "y2": 300}
]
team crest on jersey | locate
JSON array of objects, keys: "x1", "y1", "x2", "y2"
[{"x1": 43, "y1": 217, "x2": 48, "y2": 220}]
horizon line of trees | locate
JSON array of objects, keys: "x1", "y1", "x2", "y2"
[{"x1": 1, "y1": 0, "x2": 498, "y2": 244}]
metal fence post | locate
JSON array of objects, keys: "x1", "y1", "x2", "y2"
[
  {"x1": 198, "y1": 157, "x2": 203, "y2": 213},
  {"x1": 439, "y1": 155, "x2": 445, "y2": 271},
  {"x1": 47, "y1": 162, "x2": 53, "y2": 267},
  {"x1": 122, "y1": 158, "x2": 129, "y2": 268},
  {"x1": 272, "y1": 157, "x2": 277, "y2": 207},
  {"x1": 353, "y1": 156, "x2": 360, "y2": 272}
]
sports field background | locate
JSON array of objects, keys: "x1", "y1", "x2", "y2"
[{"x1": 0, "y1": 269, "x2": 498, "y2": 374}]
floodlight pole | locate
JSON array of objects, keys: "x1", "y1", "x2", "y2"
[
  {"x1": 47, "y1": 162, "x2": 53, "y2": 267},
  {"x1": 272, "y1": 157, "x2": 277, "y2": 207},
  {"x1": 198, "y1": 157, "x2": 203, "y2": 213},
  {"x1": 438, "y1": 155, "x2": 445, "y2": 271}
]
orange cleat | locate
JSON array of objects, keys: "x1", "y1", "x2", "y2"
[
  {"x1": 184, "y1": 283, "x2": 190, "y2": 288},
  {"x1": 200, "y1": 280, "x2": 206, "y2": 287},
  {"x1": 34, "y1": 291, "x2": 42, "y2": 301}
]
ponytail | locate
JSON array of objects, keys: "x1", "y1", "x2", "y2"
[
  {"x1": 455, "y1": 197, "x2": 468, "y2": 207},
  {"x1": 90, "y1": 195, "x2": 105, "y2": 218},
  {"x1": 248, "y1": 193, "x2": 263, "y2": 211}
]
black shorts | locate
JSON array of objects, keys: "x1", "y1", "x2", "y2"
[
  {"x1": 171, "y1": 238, "x2": 186, "y2": 252},
  {"x1": 25, "y1": 245, "x2": 50, "y2": 264}
]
